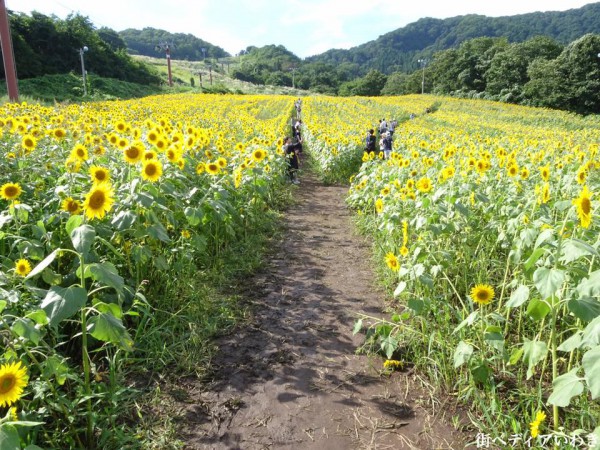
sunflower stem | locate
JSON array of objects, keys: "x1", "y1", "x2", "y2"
[{"x1": 78, "y1": 253, "x2": 94, "y2": 448}]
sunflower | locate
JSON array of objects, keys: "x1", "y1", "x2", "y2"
[
  {"x1": 470, "y1": 284, "x2": 495, "y2": 306},
  {"x1": 539, "y1": 165, "x2": 550, "y2": 182},
  {"x1": 71, "y1": 144, "x2": 88, "y2": 161},
  {"x1": 146, "y1": 129, "x2": 160, "y2": 145},
  {"x1": 400, "y1": 246, "x2": 409, "y2": 257},
  {"x1": 507, "y1": 164, "x2": 519, "y2": 177},
  {"x1": 124, "y1": 142, "x2": 143, "y2": 164},
  {"x1": 576, "y1": 169, "x2": 587, "y2": 185},
  {"x1": 65, "y1": 157, "x2": 82, "y2": 173},
  {"x1": 14, "y1": 259, "x2": 32, "y2": 277},
  {"x1": 573, "y1": 185, "x2": 593, "y2": 228},
  {"x1": 217, "y1": 157, "x2": 227, "y2": 168},
  {"x1": 530, "y1": 410, "x2": 546, "y2": 438},
  {"x1": 195, "y1": 162, "x2": 205, "y2": 175},
  {"x1": 89, "y1": 165, "x2": 110, "y2": 184},
  {"x1": 375, "y1": 198, "x2": 384, "y2": 214},
  {"x1": 21, "y1": 134, "x2": 37, "y2": 152},
  {"x1": 416, "y1": 177, "x2": 433, "y2": 193},
  {"x1": 51, "y1": 128, "x2": 67, "y2": 140},
  {"x1": 117, "y1": 137, "x2": 129, "y2": 150},
  {"x1": 0, "y1": 182, "x2": 22, "y2": 201},
  {"x1": 385, "y1": 252, "x2": 400, "y2": 272},
  {"x1": 141, "y1": 160, "x2": 163, "y2": 182},
  {"x1": 0, "y1": 360, "x2": 28, "y2": 407},
  {"x1": 61, "y1": 197, "x2": 82, "y2": 215},
  {"x1": 144, "y1": 150, "x2": 158, "y2": 161},
  {"x1": 252, "y1": 148, "x2": 266, "y2": 162},
  {"x1": 205, "y1": 162, "x2": 220, "y2": 175},
  {"x1": 520, "y1": 168, "x2": 530, "y2": 179},
  {"x1": 83, "y1": 183, "x2": 115, "y2": 220}
]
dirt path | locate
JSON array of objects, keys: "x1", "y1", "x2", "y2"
[{"x1": 178, "y1": 173, "x2": 465, "y2": 449}]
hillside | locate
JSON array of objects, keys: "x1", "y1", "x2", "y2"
[
  {"x1": 307, "y1": 2, "x2": 600, "y2": 73},
  {"x1": 119, "y1": 27, "x2": 229, "y2": 60}
]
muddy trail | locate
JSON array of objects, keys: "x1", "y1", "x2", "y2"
[{"x1": 177, "y1": 173, "x2": 466, "y2": 449}]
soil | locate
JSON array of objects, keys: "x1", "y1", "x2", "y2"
[{"x1": 175, "y1": 173, "x2": 469, "y2": 449}]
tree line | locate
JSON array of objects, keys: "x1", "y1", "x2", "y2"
[{"x1": 2, "y1": 11, "x2": 161, "y2": 85}]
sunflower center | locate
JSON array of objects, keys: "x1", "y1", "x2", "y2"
[
  {"x1": 477, "y1": 291, "x2": 490, "y2": 301},
  {"x1": 126, "y1": 147, "x2": 140, "y2": 159},
  {"x1": 581, "y1": 198, "x2": 591, "y2": 215},
  {"x1": 0, "y1": 375, "x2": 16, "y2": 394},
  {"x1": 4, "y1": 186, "x2": 18, "y2": 197},
  {"x1": 68, "y1": 201, "x2": 79, "y2": 212},
  {"x1": 145, "y1": 164, "x2": 157, "y2": 176},
  {"x1": 95, "y1": 172, "x2": 106, "y2": 181},
  {"x1": 89, "y1": 191, "x2": 106, "y2": 209}
]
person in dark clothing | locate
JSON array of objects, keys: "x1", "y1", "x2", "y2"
[
  {"x1": 366, "y1": 129, "x2": 376, "y2": 152},
  {"x1": 283, "y1": 136, "x2": 301, "y2": 184}
]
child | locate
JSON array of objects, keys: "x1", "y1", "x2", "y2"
[{"x1": 283, "y1": 136, "x2": 300, "y2": 184}]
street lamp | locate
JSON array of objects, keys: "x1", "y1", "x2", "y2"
[
  {"x1": 79, "y1": 46, "x2": 88, "y2": 96},
  {"x1": 417, "y1": 58, "x2": 428, "y2": 95}
]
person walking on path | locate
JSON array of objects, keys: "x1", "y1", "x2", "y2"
[{"x1": 283, "y1": 136, "x2": 301, "y2": 184}]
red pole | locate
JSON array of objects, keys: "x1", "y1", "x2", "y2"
[
  {"x1": 166, "y1": 45, "x2": 172, "y2": 87},
  {"x1": 0, "y1": 0, "x2": 18, "y2": 102}
]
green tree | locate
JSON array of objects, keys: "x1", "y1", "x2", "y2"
[{"x1": 485, "y1": 36, "x2": 562, "y2": 100}]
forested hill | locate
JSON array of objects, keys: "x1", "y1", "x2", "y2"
[
  {"x1": 307, "y1": 2, "x2": 600, "y2": 73},
  {"x1": 119, "y1": 27, "x2": 229, "y2": 60}
]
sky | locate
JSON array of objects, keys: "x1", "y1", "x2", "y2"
[{"x1": 8, "y1": 0, "x2": 598, "y2": 58}]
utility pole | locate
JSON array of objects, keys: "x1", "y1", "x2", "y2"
[
  {"x1": 289, "y1": 67, "x2": 297, "y2": 89},
  {"x1": 79, "y1": 46, "x2": 88, "y2": 96},
  {"x1": 156, "y1": 42, "x2": 174, "y2": 86},
  {"x1": 195, "y1": 71, "x2": 203, "y2": 88},
  {"x1": 0, "y1": 0, "x2": 19, "y2": 102},
  {"x1": 418, "y1": 59, "x2": 428, "y2": 95},
  {"x1": 208, "y1": 65, "x2": 212, "y2": 85}
]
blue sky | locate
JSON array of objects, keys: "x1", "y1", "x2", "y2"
[{"x1": 8, "y1": 0, "x2": 597, "y2": 57}]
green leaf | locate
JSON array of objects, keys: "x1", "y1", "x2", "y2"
[
  {"x1": 524, "y1": 248, "x2": 545, "y2": 271},
  {"x1": 577, "y1": 269, "x2": 600, "y2": 297},
  {"x1": 184, "y1": 207, "x2": 203, "y2": 226},
  {"x1": 25, "y1": 309, "x2": 48, "y2": 326},
  {"x1": 589, "y1": 427, "x2": 600, "y2": 450},
  {"x1": 89, "y1": 312, "x2": 133, "y2": 351},
  {"x1": 94, "y1": 301, "x2": 123, "y2": 319},
  {"x1": 453, "y1": 311, "x2": 479, "y2": 334},
  {"x1": 407, "y1": 298, "x2": 425, "y2": 315},
  {"x1": 568, "y1": 297, "x2": 600, "y2": 322},
  {"x1": 0, "y1": 424, "x2": 20, "y2": 450},
  {"x1": 527, "y1": 297, "x2": 551, "y2": 321},
  {"x1": 509, "y1": 347, "x2": 524, "y2": 366},
  {"x1": 506, "y1": 285, "x2": 530, "y2": 308},
  {"x1": 534, "y1": 228, "x2": 554, "y2": 249},
  {"x1": 471, "y1": 363, "x2": 490, "y2": 384},
  {"x1": 65, "y1": 214, "x2": 84, "y2": 236},
  {"x1": 380, "y1": 334, "x2": 398, "y2": 359},
  {"x1": 582, "y1": 346, "x2": 600, "y2": 400},
  {"x1": 111, "y1": 210, "x2": 137, "y2": 231},
  {"x1": 70, "y1": 224, "x2": 96, "y2": 256},
  {"x1": 88, "y1": 262, "x2": 124, "y2": 294},
  {"x1": 148, "y1": 222, "x2": 170, "y2": 243},
  {"x1": 26, "y1": 249, "x2": 58, "y2": 279},
  {"x1": 547, "y1": 368, "x2": 584, "y2": 407},
  {"x1": 42, "y1": 355, "x2": 70, "y2": 386},
  {"x1": 41, "y1": 286, "x2": 87, "y2": 327},
  {"x1": 25, "y1": 445, "x2": 45, "y2": 450},
  {"x1": 558, "y1": 331, "x2": 583, "y2": 352},
  {"x1": 453, "y1": 341, "x2": 473, "y2": 368},
  {"x1": 484, "y1": 326, "x2": 504, "y2": 352},
  {"x1": 582, "y1": 317, "x2": 600, "y2": 348},
  {"x1": 0, "y1": 300, "x2": 6, "y2": 313},
  {"x1": 523, "y1": 339, "x2": 548, "y2": 379},
  {"x1": 352, "y1": 319, "x2": 363, "y2": 335},
  {"x1": 533, "y1": 267, "x2": 565, "y2": 301},
  {"x1": 11, "y1": 318, "x2": 41, "y2": 345},
  {"x1": 560, "y1": 238, "x2": 598, "y2": 264},
  {"x1": 393, "y1": 281, "x2": 407, "y2": 297}
]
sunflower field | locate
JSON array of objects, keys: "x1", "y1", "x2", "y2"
[
  {"x1": 305, "y1": 95, "x2": 600, "y2": 447},
  {"x1": 0, "y1": 93, "x2": 294, "y2": 448}
]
